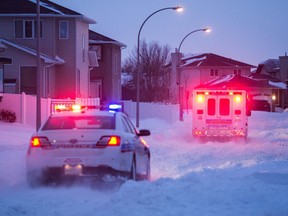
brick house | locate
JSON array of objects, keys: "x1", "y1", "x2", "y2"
[{"x1": 0, "y1": 0, "x2": 125, "y2": 102}]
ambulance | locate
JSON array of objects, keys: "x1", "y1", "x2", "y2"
[{"x1": 192, "y1": 89, "x2": 251, "y2": 139}]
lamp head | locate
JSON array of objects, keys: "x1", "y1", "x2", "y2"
[
  {"x1": 174, "y1": 6, "x2": 183, "y2": 12},
  {"x1": 204, "y1": 28, "x2": 211, "y2": 33}
]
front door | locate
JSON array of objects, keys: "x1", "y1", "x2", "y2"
[
  {"x1": 90, "y1": 79, "x2": 102, "y2": 98},
  {"x1": 20, "y1": 66, "x2": 36, "y2": 95}
]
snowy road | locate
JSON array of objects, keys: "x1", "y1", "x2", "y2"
[{"x1": 1, "y1": 111, "x2": 288, "y2": 216}]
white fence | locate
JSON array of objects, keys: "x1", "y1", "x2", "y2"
[
  {"x1": 0, "y1": 93, "x2": 179, "y2": 128},
  {"x1": 121, "y1": 100, "x2": 179, "y2": 123}
]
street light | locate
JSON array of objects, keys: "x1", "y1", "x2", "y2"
[
  {"x1": 136, "y1": 6, "x2": 183, "y2": 127},
  {"x1": 178, "y1": 28, "x2": 210, "y2": 51},
  {"x1": 177, "y1": 28, "x2": 210, "y2": 121}
]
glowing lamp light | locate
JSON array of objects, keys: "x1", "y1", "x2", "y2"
[
  {"x1": 272, "y1": 95, "x2": 276, "y2": 100},
  {"x1": 197, "y1": 95, "x2": 205, "y2": 103},
  {"x1": 108, "y1": 136, "x2": 120, "y2": 146},
  {"x1": 174, "y1": 6, "x2": 183, "y2": 12},
  {"x1": 234, "y1": 95, "x2": 242, "y2": 103},
  {"x1": 109, "y1": 104, "x2": 122, "y2": 112},
  {"x1": 55, "y1": 104, "x2": 66, "y2": 111},
  {"x1": 31, "y1": 137, "x2": 41, "y2": 147},
  {"x1": 72, "y1": 104, "x2": 81, "y2": 111}
]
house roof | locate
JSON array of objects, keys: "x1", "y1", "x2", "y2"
[
  {"x1": 195, "y1": 74, "x2": 278, "y2": 90},
  {"x1": 0, "y1": 38, "x2": 65, "y2": 65},
  {"x1": 0, "y1": 0, "x2": 96, "y2": 24},
  {"x1": 89, "y1": 30, "x2": 126, "y2": 48},
  {"x1": 181, "y1": 53, "x2": 256, "y2": 68},
  {"x1": 255, "y1": 59, "x2": 280, "y2": 74},
  {"x1": 249, "y1": 73, "x2": 286, "y2": 89}
]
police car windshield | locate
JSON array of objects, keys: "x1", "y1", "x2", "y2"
[{"x1": 42, "y1": 115, "x2": 115, "y2": 130}]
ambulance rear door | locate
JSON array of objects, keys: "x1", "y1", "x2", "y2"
[{"x1": 205, "y1": 91, "x2": 232, "y2": 133}]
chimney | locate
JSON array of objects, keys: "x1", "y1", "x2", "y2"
[{"x1": 279, "y1": 53, "x2": 288, "y2": 81}]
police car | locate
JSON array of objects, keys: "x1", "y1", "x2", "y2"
[{"x1": 26, "y1": 104, "x2": 151, "y2": 186}]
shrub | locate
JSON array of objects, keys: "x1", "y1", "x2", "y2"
[{"x1": 0, "y1": 109, "x2": 16, "y2": 123}]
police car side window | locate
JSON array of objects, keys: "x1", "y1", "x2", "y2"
[
  {"x1": 121, "y1": 117, "x2": 131, "y2": 133},
  {"x1": 123, "y1": 116, "x2": 137, "y2": 135}
]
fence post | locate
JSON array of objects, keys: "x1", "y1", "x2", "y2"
[
  {"x1": 47, "y1": 97, "x2": 51, "y2": 116},
  {"x1": 21, "y1": 92, "x2": 26, "y2": 124}
]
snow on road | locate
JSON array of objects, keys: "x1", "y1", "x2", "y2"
[{"x1": 1, "y1": 111, "x2": 288, "y2": 216}]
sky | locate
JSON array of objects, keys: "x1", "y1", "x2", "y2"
[
  {"x1": 51, "y1": 0, "x2": 288, "y2": 66},
  {"x1": 1, "y1": 109, "x2": 288, "y2": 215}
]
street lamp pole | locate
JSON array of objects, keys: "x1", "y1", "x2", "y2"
[
  {"x1": 136, "y1": 6, "x2": 183, "y2": 128},
  {"x1": 36, "y1": 0, "x2": 41, "y2": 130},
  {"x1": 177, "y1": 28, "x2": 210, "y2": 121}
]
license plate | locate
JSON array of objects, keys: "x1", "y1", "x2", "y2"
[
  {"x1": 208, "y1": 124, "x2": 229, "y2": 129},
  {"x1": 64, "y1": 164, "x2": 82, "y2": 175}
]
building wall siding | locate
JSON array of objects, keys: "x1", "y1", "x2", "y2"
[
  {"x1": 53, "y1": 18, "x2": 77, "y2": 99},
  {"x1": 75, "y1": 20, "x2": 89, "y2": 98}
]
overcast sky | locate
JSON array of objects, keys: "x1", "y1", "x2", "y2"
[{"x1": 52, "y1": 0, "x2": 288, "y2": 66}]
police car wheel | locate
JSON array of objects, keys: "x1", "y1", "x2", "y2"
[{"x1": 129, "y1": 158, "x2": 137, "y2": 180}]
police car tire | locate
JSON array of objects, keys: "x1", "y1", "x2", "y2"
[
  {"x1": 129, "y1": 158, "x2": 137, "y2": 180},
  {"x1": 143, "y1": 160, "x2": 151, "y2": 181}
]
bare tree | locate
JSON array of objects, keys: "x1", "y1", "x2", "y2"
[{"x1": 122, "y1": 40, "x2": 171, "y2": 102}]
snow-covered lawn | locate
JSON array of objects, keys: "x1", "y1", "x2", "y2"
[{"x1": 1, "y1": 111, "x2": 288, "y2": 216}]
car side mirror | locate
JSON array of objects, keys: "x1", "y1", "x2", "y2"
[{"x1": 138, "y1": 129, "x2": 151, "y2": 136}]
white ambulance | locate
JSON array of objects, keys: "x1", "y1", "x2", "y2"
[{"x1": 192, "y1": 89, "x2": 251, "y2": 139}]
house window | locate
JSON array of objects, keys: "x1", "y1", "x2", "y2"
[
  {"x1": 15, "y1": 20, "x2": 43, "y2": 38},
  {"x1": 24, "y1": 20, "x2": 33, "y2": 38},
  {"x1": 59, "y1": 21, "x2": 68, "y2": 39},
  {"x1": 234, "y1": 69, "x2": 242, "y2": 75},
  {"x1": 90, "y1": 45, "x2": 102, "y2": 60},
  {"x1": 210, "y1": 69, "x2": 219, "y2": 76}
]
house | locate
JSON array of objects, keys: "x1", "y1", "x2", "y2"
[
  {"x1": 250, "y1": 54, "x2": 288, "y2": 108},
  {"x1": 0, "y1": 0, "x2": 125, "y2": 102},
  {"x1": 170, "y1": 52, "x2": 256, "y2": 104},
  {"x1": 89, "y1": 30, "x2": 126, "y2": 102}
]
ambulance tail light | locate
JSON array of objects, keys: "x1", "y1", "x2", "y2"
[
  {"x1": 234, "y1": 95, "x2": 242, "y2": 103},
  {"x1": 197, "y1": 95, "x2": 205, "y2": 103},
  {"x1": 193, "y1": 130, "x2": 204, "y2": 136}
]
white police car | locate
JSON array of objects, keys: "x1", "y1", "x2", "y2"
[{"x1": 26, "y1": 104, "x2": 151, "y2": 186}]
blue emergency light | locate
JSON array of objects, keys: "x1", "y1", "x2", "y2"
[{"x1": 108, "y1": 103, "x2": 122, "y2": 112}]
